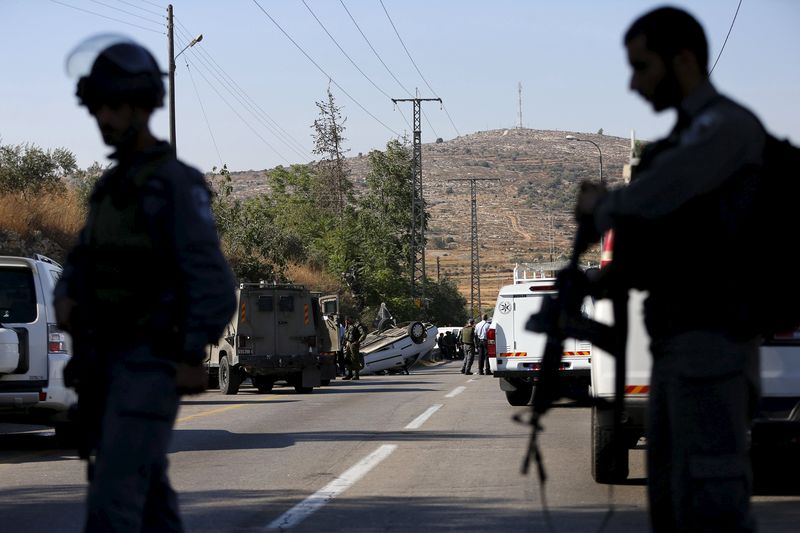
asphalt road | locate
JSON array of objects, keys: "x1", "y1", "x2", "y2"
[{"x1": 1, "y1": 361, "x2": 798, "y2": 532}]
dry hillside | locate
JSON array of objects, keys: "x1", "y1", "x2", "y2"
[{"x1": 224, "y1": 128, "x2": 632, "y2": 311}]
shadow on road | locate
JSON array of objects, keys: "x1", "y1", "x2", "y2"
[{"x1": 169, "y1": 429, "x2": 517, "y2": 453}]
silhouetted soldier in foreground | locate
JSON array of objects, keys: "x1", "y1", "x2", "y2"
[
  {"x1": 56, "y1": 35, "x2": 236, "y2": 532},
  {"x1": 576, "y1": 8, "x2": 764, "y2": 532}
]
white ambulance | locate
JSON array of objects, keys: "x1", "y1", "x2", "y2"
[{"x1": 488, "y1": 263, "x2": 594, "y2": 406}]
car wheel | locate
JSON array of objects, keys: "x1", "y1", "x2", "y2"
[
  {"x1": 408, "y1": 321, "x2": 426, "y2": 344},
  {"x1": 505, "y1": 385, "x2": 533, "y2": 406}
]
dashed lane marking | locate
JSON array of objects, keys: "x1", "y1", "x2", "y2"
[
  {"x1": 404, "y1": 404, "x2": 443, "y2": 430},
  {"x1": 445, "y1": 386, "x2": 465, "y2": 398},
  {"x1": 266, "y1": 444, "x2": 397, "y2": 531}
]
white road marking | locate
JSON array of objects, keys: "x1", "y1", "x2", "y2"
[
  {"x1": 445, "y1": 386, "x2": 465, "y2": 398},
  {"x1": 467, "y1": 378, "x2": 477, "y2": 383},
  {"x1": 404, "y1": 404, "x2": 443, "y2": 430},
  {"x1": 266, "y1": 444, "x2": 397, "y2": 530}
]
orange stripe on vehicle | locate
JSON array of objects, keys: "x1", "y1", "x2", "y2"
[
  {"x1": 624, "y1": 385, "x2": 650, "y2": 394},
  {"x1": 562, "y1": 351, "x2": 591, "y2": 356},
  {"x1": 304, "y1": 303, "x2": 309, "y2": 324},
  {"x1": 499, "y1": 352, "x2": 528, "y2": 357}
]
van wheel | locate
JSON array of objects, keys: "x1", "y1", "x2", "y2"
[
  {"x1": 253, "y1": 376, "x2": 274, "y2": 393},
  {"x1": 219, "y1": 356, "x2": 241, "y2": 395},
  {"x1": 505, "y1": 385, "x2": 533, "y2": 406},
  {"x1": 408, "y1": 321, "x2": 426, "y2": 344},
  {"x1": 591, "y1": 405, "x2": 629, "y2": 483}
]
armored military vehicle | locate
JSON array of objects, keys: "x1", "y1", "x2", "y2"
[{"x1": 206, "y1": 282, "x2": 340, "y2": 394}]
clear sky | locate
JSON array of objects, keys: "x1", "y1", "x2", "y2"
[{"x1": 2, "y1": 0, "x2": 798, "y2": 173}]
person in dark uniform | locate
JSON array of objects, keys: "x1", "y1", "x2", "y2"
[
  {"x1": 55, "y1": 35, "x2": 236, "y2": 532},
  {"x1": 343, "y1": 316, "x2": 367, "y2": 380},
  {"x1": 577, "y1": 8, "x2": 763, "y2": 532}
]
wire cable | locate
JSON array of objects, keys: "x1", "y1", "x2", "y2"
[
  {"x1": 140, "y1": 0, "x2": 165, "y2": 9},
  {"x1": 88, "y1": 0, "x2": 164, "y2": 25},
  {"x1": 185, "y1": 49, "x2": 292, "y2": 166},
  {"x1": 338, "y1": 0, "x2": 436, "y2": 137},
  {"x1": 301, "y1": 0, "x2": 412, "y2": 132},
  {"x1": 49, "y1": 0, "x2": 165, "y2": 34},
  {"x1": 114, "y1": 0, "x2": 164, "y2": 18},
  {"x1": 251, "y1": 0, "x2": 402, "y2": 137},
  {"x1": 174, "y1": 25, "x2": 310, "y2": 161},
  {"x1": 709, "y1": 0, "x2": 743, "y2": 75},
  {"x1": 181, "y1": 55, "x2": 224, "y2": 169},
  {"x1": 379, "y1": 0, "x2": 460, "y2": 136}
]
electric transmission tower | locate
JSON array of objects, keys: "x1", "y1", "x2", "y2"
[
  {"x1": 449, "y1": 177, "x2": 500, "y2": 318},
  {"x1": 392, "y1": 94, "x2": 441, "y2": 307},
  {"x1": 517, "y1": 82, "x2": 523, "y2": 129}
]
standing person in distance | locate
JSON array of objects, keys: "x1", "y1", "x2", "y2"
[
  {"x1": 475, "y1": 313, "x2": 492, "y2": 375},
  {"x1": 55, "y1": 35, "x2": 236, "y2": 532},
  {"x1": 343, "y1": 316, "x2": 367, "y2": 380},
  {"x1": 460, "y1": 319, "x2": 476, "y2": 375},
  {"x1": 577, "y1": 8, "x2": 764, "y2": 532}
]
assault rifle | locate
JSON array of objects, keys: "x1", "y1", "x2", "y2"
[{"x1": 519, "y1": 217, "x2": 629, "y2": 490}]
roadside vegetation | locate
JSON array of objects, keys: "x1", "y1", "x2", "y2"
[{"x1": 0, "y1": 89, "x2": 468, "y2": 326}]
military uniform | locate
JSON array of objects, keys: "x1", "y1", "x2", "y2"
[
  {"x1": 57, "y1": 141, "x2": 236, "y2": 532},
  {"x1": 460, "y1": 323, "x2": 475, "y2": 374},
  {"x1": 592, "y1": 81, "x2": 763, "y2": 532},
  {"x1": 343, "y1": 320, "x2": 367, "y2": 380}
]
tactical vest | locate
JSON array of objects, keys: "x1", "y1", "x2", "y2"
[{"x1": 85, "y1": 154, "x2": 173, "y2": 334}]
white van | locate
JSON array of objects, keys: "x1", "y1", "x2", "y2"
[
  {"x1": 0, "y1": 255, "x2": 76, "y2": 435},
  {"x1": 591, "y1": 265, "x2": 800, "y2": 484},
  {"x1": 488, "y1": 263, "x2": 594, "y2": 406}
]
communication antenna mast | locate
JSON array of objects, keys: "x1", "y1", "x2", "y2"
[{"x1": 517, "y1": 82, "x2": 523, "y2": 129}]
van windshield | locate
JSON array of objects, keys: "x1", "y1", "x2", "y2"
[{"x1": 0, "y1": 267, "x2": 37, "y2": 323}]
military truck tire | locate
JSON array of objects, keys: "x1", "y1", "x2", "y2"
[
  {"x1": 408, "y1": 321, "x2": 426, "y2": 344},
  {"x1": 219, "y1": 356, "x2": 241, "y2": 395},
  {"x1": 505, "y1": 385, "x2": 533, "y2": 406},
  {"x1": 253, "y1": 377, "x2": 274, "y2": 393},
  {"x1": 320, "y1": 379, "x2": 331, "y2": 386},
  {"x1": 294, "y1": 384, "x2": 314, "y2": 394},
  {"x1": 591, "y1": 405, "x2": 629, "y2": 484}
]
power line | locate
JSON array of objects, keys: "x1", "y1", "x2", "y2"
[
  {"x1": 338, "y1": 0, "x2": 437, "y2": 137},
  {"x1": 88, "y1": 0, "x2": 164, "y2": 25},
  {"x1": 181, "y1": 55, "x2": 224, "y2": 169},
  {"x1": 250, "y1": 0, "x2": 402, "y2": 138},
  {"x1": 140, "y1": 0, "x2": 165, "y2": 9},
  {"x1": 114, "y1": 0, "x2": 164, "y2": 18},
  {"x1": 174, "y1": 24, "x2": 310, "y2": 161},
  {"x1": 709, "y1": 0, "x2": 743, "y2": 75},
  {"x1": 174, "y1": 34, "x2": 293, "y2": 165},
  {"x1": 301, "y1": 0, "x2": 412, "y2": 132},
  {"x1": 49, "y1": 0, "x2": 165, "y2": 34},
  {"x1": 379, "y1": 0, "x2": 460, "y2": 136}
]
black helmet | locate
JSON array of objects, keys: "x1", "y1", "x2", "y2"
[{"x1": 67, "y1": 34, "x2": 165, "y2": 111}]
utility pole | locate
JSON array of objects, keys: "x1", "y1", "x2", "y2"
[
  {"x1": 392, "y1": 94, "x2": 441, "y2": 309},
  {"x1": 448, "y1": 178, "x2": 500, "y2": 318},
  {"x1": 167, "y1": 4, "x2": 176, "y2": 148},
  {"x1": 517, "y1": 82, "x2": 523, "y2": 129},
  {"x1": 167, "y1": 4, "x2": 203, "y2": 152}
]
